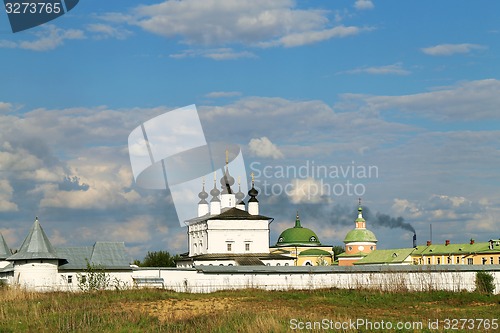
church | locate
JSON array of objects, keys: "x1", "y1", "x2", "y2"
[{"x1": 175, "y1": 155, "x2": 337, "y2": 267}]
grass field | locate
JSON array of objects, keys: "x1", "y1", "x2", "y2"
[{"x1": 0, "y1": 286, "x2": 498, "y2": 332}]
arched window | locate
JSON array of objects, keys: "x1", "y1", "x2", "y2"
[
  {"x1": 278, "y1": 237, "x2": 284, "y2": 242},
  {"x1": 309, "y1": 236, "x2": 316, "y2": 242}
]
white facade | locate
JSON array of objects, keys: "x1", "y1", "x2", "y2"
[
  {"x1": 189, "y1": 215, "x2": 272, "y2": 257},
  {"x1": 185, "y1": 164, "x2": 270, "y2": 261}
]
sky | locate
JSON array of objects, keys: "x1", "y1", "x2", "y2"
[{"x1": 0, "y1": 0, "x2": 499, "y2": 260}]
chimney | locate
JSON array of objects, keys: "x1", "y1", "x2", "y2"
[
  {"x1": 413, "y1": 233, "x2": 417, "y2": 248},
  {"x1": 426, "y1": 240, "x2": 432, "y2": 246},
  {"x1": 445, "y1": 240, "x2": 450, "y2": 246},
  {"x1": 470, "y1": 239, "x2": 475, "y2": 245}
]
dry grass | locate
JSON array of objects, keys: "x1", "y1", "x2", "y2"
[{"x1": 0, "y1": 286, "x2": 498, "y2": 332}]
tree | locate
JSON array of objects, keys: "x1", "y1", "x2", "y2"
[
  {"x1": 77, "y1": 260, "x2": 110, "y2": 292},
  {"x1": 332, "y1": 245, "x2": 345, "y2": 260},
  {"x1": 475, "y1": 271, "x2": 495, "y2": 294},
  {"x1": 135, "y1": 250, "x2": 180, "y2": 267}
]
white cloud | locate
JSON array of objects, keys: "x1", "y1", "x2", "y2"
[
  {"x1": 338, "y1": 79, "x2": 500, "y2": 121},
  {"x1": 132, "y1": 0, "x2": 367, "y2": 48},
  {"x1": 248, "y1": 137, "x2": 284, "y2": 159},
  {"x1": 16, "y1": 25, "x2": 85, "y2": 51},
  {"x1": 287, "y1": 178, "x2": 326, "y2": 204},
  {"x1": 392, "y1": 198, "x2": 422, "y2": 218},
  {"x1": 354, "y1": 0, "x2": 374, "y2": 10},
  {"x1": 0, "y1": 102, "x2": 13, "y2": 113},
  {"x1": 342, "y1": 63, "x2": 410, "y2": 75},
  {"x1": 87, "y1": 23, "x2": 133, "y2": 40},
  {"x1": 0, "y1": 180, "x2": 18, "y2": 212},
  {"x1": 205, "y1": 91, "x2": 242, "y2": 99},
  {"x1": 170, "y1": 48, "x2": 256, "y2": 60},
  {"x1": 421, "y1": 43, "x2": 486, "y2": 56},
  {"x1": 265, "y1": 25, "x2": 363, "y2": 48}
]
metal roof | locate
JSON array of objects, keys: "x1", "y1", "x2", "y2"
[
  {"x1": 7, "y1": 218, "x2": 62, "y2": 261},
  {"x1": 354, "y1": 248, "x2": 416, "y2": 265},
  {"x1": 57, "y1": 242, "x2": 131, "y2": 270},
  {"x1": 185, "y1": 207, "x2": 271, "y2": 224},
  {"x1": 0, "y1": 233, "x2": 11, "y2": 260}
]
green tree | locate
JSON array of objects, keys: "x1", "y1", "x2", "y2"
[
  {"x1": 475, "y1": 271, "x2": 495, "y2": 294},
  {"x1": 332, "y1": 245, "x2": 345, "y2": 260},
  {"x1": 77, "y1": 260, "x2": 110, "y2": 292},
  {"x1": 135, "y1": 250, "x2": 180, "y2": 267}
]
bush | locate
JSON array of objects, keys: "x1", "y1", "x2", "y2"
[
  {"x1": 475, "y1": 271, "x2": 495, "y2": 294},
  {"x1": 77, "y1": 261, "x2": 110, "y2": 292}
]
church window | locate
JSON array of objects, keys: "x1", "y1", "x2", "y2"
[
  {"x1": 427, "y1": 258, "x2": 431, "y2": 265},
  {"x1": 285, "y1": 263, "x2": 289, "y2": 266},
  {"x1": 278, "y1": 237, "x2": 283, "y2": 242},
  {"x1": 456, "y1": 257, "x2": 460, "y2": 264},
  {"x1": 227, "y1": 243, "x2": 232, "y2": 251},
  {"x1": 491, "y1": 257, "x2": 494, "y2": 265},
  {"x1": 245, "y1": 243, "x2": 250, "y2": 251},
  {"x1": 447, "y1": 257, "x2": 451, "y2": 264},
  {"x1": 309, "y1": 236, "x2": 316, "y2": 242},
  {"x1": 276, "y1": 263, "x2": 280, "y2": 266},
  {"x1": 437, "y1": 258, "x2": 440, "y2": 264},
  {"x1": 467, "y1": 258, "x2": 473, "y2": 265},
  {"x1": 482, "y1": 258, "x2": 487, "y2": 265},
  {"x1": 305, "y1": 262, "x2": 312, "y2": 266}
]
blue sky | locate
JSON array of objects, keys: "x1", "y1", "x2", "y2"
[{"x1": 0, "y1": 1, "x2": 499, "y2": 259}]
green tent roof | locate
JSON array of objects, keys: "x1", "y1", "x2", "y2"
[
  {"x1": 8, "y1": 218, "x2": 62, "y2": 261},
  {"x1": 276, "y1": 214, "x2": 321, "y2": 246},
  {"x1": 344, "y1": 228, "x2": 377, "y2": 243}
]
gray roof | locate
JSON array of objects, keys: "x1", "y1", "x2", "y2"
[
  {"x1": 7, "y1": 218, "x2": 62, "y2": 261},
  {"x1": 177, "y1": 252, "x2": 292, "y2": 263},
  {"x1": 0, "y1": 233, "x2": 11, "y2": 260},
  {"x1": 185, "y1": 207, "x2": 271, "y2": 224},
  {"x1": 57, "y1": 242, "x2": 131, "y2": 270}
]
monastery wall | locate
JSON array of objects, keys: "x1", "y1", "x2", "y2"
[{"x1": 133, "y1": 265, "x2": 500, "y2": 294}]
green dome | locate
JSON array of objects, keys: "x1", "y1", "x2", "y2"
[
  {"x1": 276, "y1": 214, "x2": 321, "y2": 246},
  {"x1": 343, "y1": 228, "x2": 377, "y2": 243}
]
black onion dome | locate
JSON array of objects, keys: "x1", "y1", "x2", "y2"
[
  {"x1": 248, "y1": 184, "x2": 259, "y2": 203},
  {"x1": 248, "y1": 186, "x2": 258, "y2": 197}
]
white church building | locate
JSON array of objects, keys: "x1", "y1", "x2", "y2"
[{"x1": 176, "y1": 163, "x2": 294, "y2": 267}]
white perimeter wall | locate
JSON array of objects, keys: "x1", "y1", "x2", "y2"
[{"x1": 133, "y1": 267, "x2": 500, "y2": 294}]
